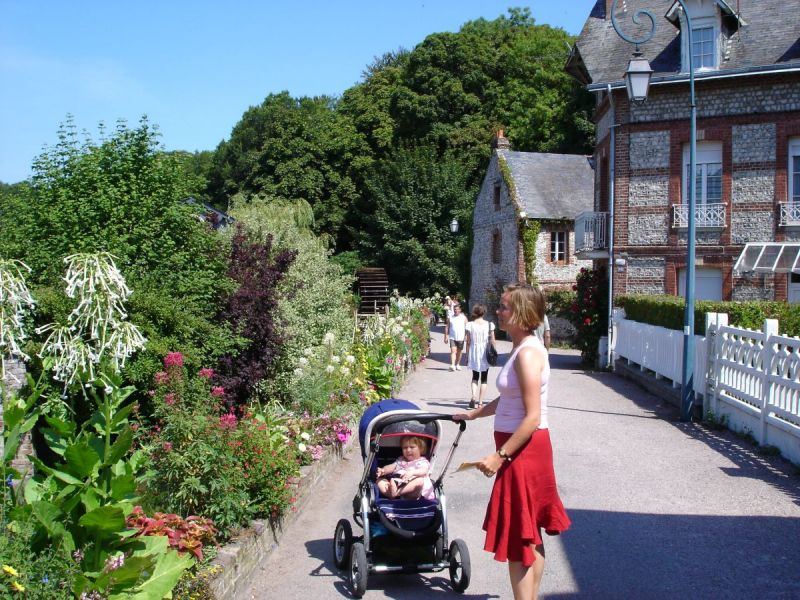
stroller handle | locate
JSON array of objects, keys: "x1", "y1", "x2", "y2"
[{"x1": 374, "y1": 412, "x2": 467, "y2": 430}]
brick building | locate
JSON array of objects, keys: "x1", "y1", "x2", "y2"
[
  {"x1": 469, "y1": 131, "x2": 594, "y2": 314},
  {"x1": 566, "y1": 0, "x2": 800, "y2": 301}
]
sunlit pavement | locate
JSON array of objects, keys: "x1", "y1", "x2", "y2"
[{"x1": 241, "y1": 325, "x2": 800, "y2": 599}]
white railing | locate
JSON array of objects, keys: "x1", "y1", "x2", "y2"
[
  {"x1": 574, "y1": 211, "x2": 608, "y2": 252},
  {"x1": 709, "y1": 317, "x2": 800, "y2": 464},
  {"x1": 612, "y1": 311, "x2": 800, "y2": 465},
  {"x1": 612, "y1": 312, "x2": 706, "y2": 396},
  {"x1": 778, "y1": 202, "x2": 800, "y2": 226},
  {"x1": 672, "y1": 202, "x2": 726, "y2": 228}
]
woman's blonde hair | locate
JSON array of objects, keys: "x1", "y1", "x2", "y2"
[
  {"x1": 503, "y1": 283, "x2": 545, "y2": 331},
  {"x1": 401, "y1": 435, "x2": 428, "y2": 455}
]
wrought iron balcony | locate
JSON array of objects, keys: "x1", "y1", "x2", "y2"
[
  {"x1": 672, "y1": 202, "x2": 726, "y2": 229},
  {"x1": 778, "y1": 202, "x2": 800, "y2": 226},
  {"x1": 575, "y1": 211, "x2": 608, "y2": 257}
]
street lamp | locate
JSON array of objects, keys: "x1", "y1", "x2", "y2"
[
  {"x1": 610, "y1": 0, "x2": 697, "y2": 422},
  {"x1": 449, "y1": 218, "x2": 459, "y2": 234}
]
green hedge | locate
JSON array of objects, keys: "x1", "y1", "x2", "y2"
[{"x1": 617, "y1": 295, "x2": 800, "y2": 337}]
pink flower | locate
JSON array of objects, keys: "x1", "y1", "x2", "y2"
[
  {"x1": 219, "y1": 413, "x2": 237, "y2": 430},
  {"x1": 164, "y1": 352, "x2": 184, "y2": 368},
  {"x1": 148, "y1": 389, "x2": 156, "y2": 397},
  {"x1": 154, "y1": 371, "x2": 169, "y2": 385},
  {"x1": 162, "y1": 442, "x2": 173, "y2": 452},
  {"x1": 336, "y1": 430, "x2": 351, "y2": 444},
  {"x1": 584, "y1": 318, "x2": 592, "y2": 325},
  {"x1": 164, "y1": 393, "x2": 176, "y2": 406},
  {"x1": 198, "y1": 367, "x2": 214, "y2": 379},
  {"x1": 211, "y1": 386, "x2": 225, "y2": 398}
]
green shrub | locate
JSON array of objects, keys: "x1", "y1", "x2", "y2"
[
  {"x1": 569, "y1": 267, "x2": 609, "y2": 364},
  {"x1": 617, "y1": 295, "x2": 800, "y2": 336},
  {"x1": 546, "y1": 289, "x2": 576, "y2": 320}
]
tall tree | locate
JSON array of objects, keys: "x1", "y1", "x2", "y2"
[
  {"x1": 358, "y1": 146, "x2": 477, "y2": 297},
  {"x1": 207, "y1": 92, "x2": 369, "y2": 249}
]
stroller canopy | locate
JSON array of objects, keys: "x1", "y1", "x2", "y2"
[{"x1": 358, "y1": 399, "x2": 440, "y2": 460}]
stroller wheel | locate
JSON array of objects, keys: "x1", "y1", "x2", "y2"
[
  {"x1": 349, "y1": 542, "x2": 369, "y2": 598},
  {"x1": 448, "y1": 539, "x2": 471, "y2": 593},
  {"x1": 333, "y1": 519, "x2": 353, "y2": 570}
]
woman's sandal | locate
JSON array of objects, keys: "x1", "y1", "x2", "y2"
[{"x1": 468, "y1": 399, "x2": 476, "y2": 409}]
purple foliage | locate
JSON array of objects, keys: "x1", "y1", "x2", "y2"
[{"x1": 216, "y1": 224, "x2": 296, "y2": 406}]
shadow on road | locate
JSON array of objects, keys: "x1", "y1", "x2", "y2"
[
  {"x1": 580, "y1": 369, "x2": 800, "y2": 508},
  {"x1": 553, "y1": 509, "x2": 800, "y2": 600},
  {"x1": 304, "y1": 538, "x2": 500, "y2": 599}
]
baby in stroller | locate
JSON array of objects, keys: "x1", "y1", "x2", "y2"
[{"x1": 376, "y1": 435, "x2": 435, "y2": 500}]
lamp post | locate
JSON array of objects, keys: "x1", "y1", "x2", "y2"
[{"x1": 610, "y1": 0, "x2": 697, "y2": 422}]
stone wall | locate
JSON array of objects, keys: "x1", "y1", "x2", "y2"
[
  {"x1": 629, "y1": 78, "x2": 800, "y2": 123},
  {"x1": 1, "y1": 358, "x2": 34, "y2": 480},
  {"x1": 470, "y1": 153, "x2": 521, "y2": 315},
  {"x1": 602, "y1": 73, "x2": 800, "y2": 301}
]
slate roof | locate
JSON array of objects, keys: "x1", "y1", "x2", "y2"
[
  {"x1": 500, "y1": 151, "x2": 594, "y2": 220},
  {"x1": 566, "y1": 0, "x2": 800, "y2": 88}
]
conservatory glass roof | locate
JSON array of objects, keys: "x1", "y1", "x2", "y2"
[{"x1": 733, "y1": 243, "x2": 800, "y2": 274}]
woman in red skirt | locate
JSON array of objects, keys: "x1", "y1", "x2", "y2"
[{"x1": 455, "y1": 283, "x2": 570, "y2": 599}]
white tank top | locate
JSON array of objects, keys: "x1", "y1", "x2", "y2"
[{"x1": 494, "y1": 336, "x2": 549, "y2": 433}]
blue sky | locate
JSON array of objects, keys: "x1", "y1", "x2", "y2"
[{"x1": 0, "y1": 1, "x2": 596, "y2": 183}]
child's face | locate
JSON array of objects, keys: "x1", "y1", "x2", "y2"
[{"x1": 401, "y1": 439, "x2": 422, "y2": 460}]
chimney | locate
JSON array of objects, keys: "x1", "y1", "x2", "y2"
[{"x1": 493, "y1": 128, "x2": 511, "y2": 150}]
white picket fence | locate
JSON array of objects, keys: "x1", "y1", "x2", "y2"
[
  {"x1": 612, "y1": 310, "x2": 707, "y2": 396},
  {"x1": 612, "y1": 311, "x2": 800, "y2": 465}
]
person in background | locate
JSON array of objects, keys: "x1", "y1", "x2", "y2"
[
  {"x1": 444, "y1": 302, "x2": 467, "y2": 371},
  {"x1": 454, "y1": 283, "x2": 570, "y2": 600},
  {"x1": 464, "y1": 304, "x2": 496, "y2": 408},
  {"x1": 534, "y1": 314, "x2": 551, "y2": 352}
]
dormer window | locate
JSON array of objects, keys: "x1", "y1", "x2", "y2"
[
  {"x1": 666, "y1": 0, "x2": 746, "y2": 73},
  {"x1": 692, "y1": 25, "x2": 716, "y2": 69}
]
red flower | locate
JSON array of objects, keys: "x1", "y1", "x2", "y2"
[
  {"x1": 584, "y1": 318, "x2": 592, "y2": 325},
  {"x1": 163, "y1": 352, "x2": 184, "y2": 368}
]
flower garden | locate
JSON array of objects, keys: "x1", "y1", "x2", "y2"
[
  {"x1": 0, "y1": 120, "x2": 449, "y2": 599},
  {"x1": 1, "y1": 251, "x2": 437, "y2": 599}
]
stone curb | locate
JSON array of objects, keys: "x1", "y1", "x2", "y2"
[{"x1": 209, "y1": 430, "x2": 358, "y2": 600}]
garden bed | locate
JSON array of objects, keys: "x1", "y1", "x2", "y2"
[{"x1": 208, "y1": 432, "x2": 356, "y2": 599}]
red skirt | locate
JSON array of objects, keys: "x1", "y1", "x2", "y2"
[{"x1": 482, "y1": 430, "x2": 571, "y2": 567}]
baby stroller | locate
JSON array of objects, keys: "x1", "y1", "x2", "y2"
[{"x1": 332, "y1": 399, "x2": 471, "y2": 597}]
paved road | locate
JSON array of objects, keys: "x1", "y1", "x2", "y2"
[{"x1": 242, "y1": 326, "x2": 800, "y2": 599}]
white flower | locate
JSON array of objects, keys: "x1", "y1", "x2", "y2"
[
  {"x1": 293, "y1": 368, "x2": 304, "y2": 377},
  {"x1": 323, "y1": 332, "x2": 335, "y2": 345},
  {"x1": 345, "y1": 355, "x2": 356, "y2": 364},
  {"x1": 303, "y1": 347, "x2": 315, "y2": 357},
  {"x1": 331, "y1": 355, "x2": 340, "y2": 364},
  {"x1": 325, "y1": 365, "x2": 335, "y2": 374},
  {"x1": 300, "y1": 432, "x2": 311, "y2": 441},
  {"x1": 298, "y1": 443, "x2": 307, "y2": 453},
  {"x1": 340, "y1": 366, "x2": 350, "y2": 376},
  {"x1": 298, "y1": 357, "x2": 309, "y2": 366}
]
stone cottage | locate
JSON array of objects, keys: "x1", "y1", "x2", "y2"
[
  {"x1": 469, "y1": 131, "x2": 594, "y2": 314},
  {"x1": 567, "y1": 0, "x2": 800, "y2": 301}
]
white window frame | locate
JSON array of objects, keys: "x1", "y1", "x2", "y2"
[
  {"x1": 550, "y1": 231, "x2": 567, "y2": 263},
  {"x1": 790, "y1": 138, "x2": 800, "y2": 205},
  {"x1": 683, "y1": 141, "x2": 722, "y2": 205},
  {"x1": 682, "y1": 14, "x2": 719, "y2": 72}
]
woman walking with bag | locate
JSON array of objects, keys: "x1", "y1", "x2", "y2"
[
  {"x1": 463, "y1": 304, "x2": 496, "y2": 408},
  {"x1": 455, "y1": 283, "x2": 570, "y2": 600}
]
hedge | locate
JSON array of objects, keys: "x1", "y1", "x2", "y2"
[{"x1": 616, "y1": 295, "x2": 800, "y2": 337}]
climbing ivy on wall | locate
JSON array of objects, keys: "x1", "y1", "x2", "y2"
[
  {"x1": 497, "y1": 155, "x2": 518, "y2": 206},
  {"x1": 520, "y1": 219, "x2": 540, "y2": 284}
]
